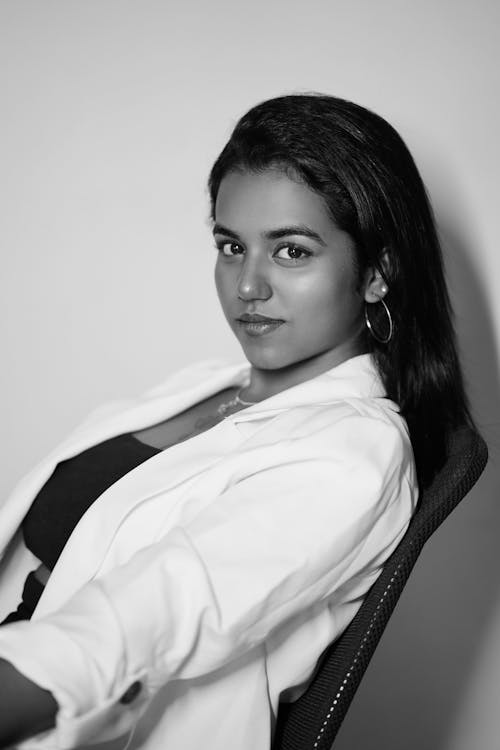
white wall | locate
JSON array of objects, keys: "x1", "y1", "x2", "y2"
[{"x1": 1, "y1": 1, "x2": 499, "y2": 747}]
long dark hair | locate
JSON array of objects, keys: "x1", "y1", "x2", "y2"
[{"x1": 208, "y1": 93, "x2": 474, "y2": 488}]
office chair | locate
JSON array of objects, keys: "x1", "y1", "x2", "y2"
[{"x1": 272, "y1": 425, "x2": 488, "y2": 750}]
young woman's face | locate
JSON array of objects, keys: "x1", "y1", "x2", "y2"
[{"x1": 213, "y1": 169, "x2": 370, "y2": 376}]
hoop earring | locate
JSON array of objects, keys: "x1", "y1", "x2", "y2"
[{"x1": 364, "y1": 299, "x2": 393, "y2": 344}]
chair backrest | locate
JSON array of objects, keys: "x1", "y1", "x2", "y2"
[{"x1": 272, "y1": 425, "x2": 488, "y2": 750}]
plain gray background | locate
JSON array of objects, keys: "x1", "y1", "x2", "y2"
[{"x1": 1, "y1": 1, "x2": 499, "y2": 747}]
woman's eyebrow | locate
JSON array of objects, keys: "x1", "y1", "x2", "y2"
[
  {"x1": 212, "y1": 223, "x2": 241, "y2": 239},
  {"x1": 265, "y1": 225, "x2": 326, "y2": 245},
  {"x1": 212, "y1": 223, "x2": 326, "y2": 245}
]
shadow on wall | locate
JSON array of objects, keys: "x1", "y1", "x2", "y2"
[{"x1": 332, "y1": 221, "x2": 500, "y2": 750}]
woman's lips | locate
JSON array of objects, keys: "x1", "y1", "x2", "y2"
[{"x1": 236, "y1": 317, "x2": 285, "y2": 336}]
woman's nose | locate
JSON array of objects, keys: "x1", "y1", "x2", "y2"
[{"x1": 237, "y1": 256, "x2": 272, "y2": 301}]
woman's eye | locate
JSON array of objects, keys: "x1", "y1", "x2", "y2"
[
  {"x1": 274, "y1": 245, "x2": 311, "y2": 261},
  {"x1": 217, "y1": 241, "x2": 244, "y2": 257}
]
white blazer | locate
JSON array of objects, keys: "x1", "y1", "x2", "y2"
[{"x1": 0, "y1": 355, "x2": 417, "y2": 750}]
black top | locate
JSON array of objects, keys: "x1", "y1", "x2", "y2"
[
  {"x1": 22, "y1": 433, "x2": 161, "y2": 570},
  {"x1": 1, "y1": 434, "x2": 161, "y2": 624}
]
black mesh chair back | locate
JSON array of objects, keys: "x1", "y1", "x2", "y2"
[{"x1": 272, "y1": 425, "x2": 488, "y2": 750}]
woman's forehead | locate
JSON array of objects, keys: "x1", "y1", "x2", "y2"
[{"x1": 214, "y1": 169, "x2": 335, "y2": 234}]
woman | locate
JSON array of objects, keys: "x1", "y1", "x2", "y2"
[{"x1": 0, "y1": 93, "x2": 472, "y2": 749}]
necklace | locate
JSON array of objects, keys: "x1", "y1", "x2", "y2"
[{"x1": 216, "y1": 387, "x2": 257, "y2": 417}]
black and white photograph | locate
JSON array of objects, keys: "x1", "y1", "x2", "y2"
[{"x1": 0, "y1": 2, "x2": 498, "y2": 748}]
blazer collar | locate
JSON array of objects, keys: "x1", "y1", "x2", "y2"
[{"x1": 227, "y1": 353, "x2": 392, "y2": 424}]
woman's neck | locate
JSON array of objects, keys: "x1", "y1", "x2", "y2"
[{"x1": 243, "y1": 345, "x2": 367, "y2": 403}]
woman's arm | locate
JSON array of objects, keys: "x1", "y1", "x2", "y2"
[{"x1": 0, "y1": 658, "x2": 57, "y2": 746}]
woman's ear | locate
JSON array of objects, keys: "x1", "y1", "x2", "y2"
[{"x1": 363, "y1": 250, "x2": 390, "y2": 302}]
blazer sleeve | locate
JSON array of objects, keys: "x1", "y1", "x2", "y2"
[{"x1": 0, "y1": 412, "x2": 416, "y2": 748}]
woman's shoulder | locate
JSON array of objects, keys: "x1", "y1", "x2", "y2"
[
  {"x1": 253, "y1": 394, "x2": 414, "y2": 484},
  {"x1": 274, "y1": 395, "x2": 410, "y2": 446}
]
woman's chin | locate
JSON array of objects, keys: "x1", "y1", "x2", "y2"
[
  {"x1": 239, "y1": 347, "x2": 290, "y2": 371},
  {"x1": 239, "y1": 345, "x2": 303, "y2": 373}
]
